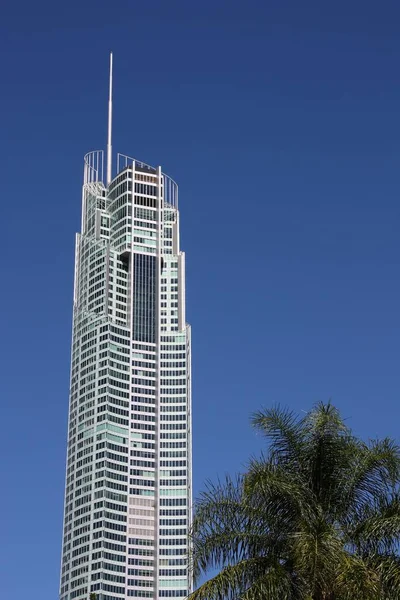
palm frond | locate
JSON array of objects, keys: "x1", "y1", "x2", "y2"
[
  {"x1": 336, "y1": 553, "x2": 381, "y2": 600},
  {"x1": 291, "y1": 520, "x2": 345, "y2": 598},
  {"x1": 239, "y1": 563, "x2": 297, "y2": 600},
  {"x1": 188, "y1": 557, "x2": 289, "y2": 600},
  {"x1": 190, "y1": 476, "x2": 285, "y2": 582},
  {"x1": 341, "y1": 438, "x2": 400, "y2": 519},
  {"x1": 191, "y1": 529, "x2": 285, "y2": 581},
  {"x1": 300, "y1": 402, "x2": 357, "y2": 510},
  {"x1": 351, "y1": 493, "x2": 400, "y2": 555},
  {"x1": 192, "y1": 476, "x2": 247, "y2": 533},
  {"x1": 373, "y1": 553, "x2": 400, "y2": 599},
  {"x1": 251, "y1": 405, "x2": 304, "y2": 467},
  {"x1": 244, "y1": 457, "x2": 316, "y2": 526}
]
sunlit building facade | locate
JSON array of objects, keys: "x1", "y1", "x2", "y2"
[{"x1": 59, "y1": 139, "x2": 192, "y2": 599}]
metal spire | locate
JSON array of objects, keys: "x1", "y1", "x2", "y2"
[{"x1": 106, "y1": 52, "x2": 113, "y2": 185}]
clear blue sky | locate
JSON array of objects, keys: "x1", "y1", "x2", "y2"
[{"x1": 1, "y1": 0, "x2": 400, "y2": 597}]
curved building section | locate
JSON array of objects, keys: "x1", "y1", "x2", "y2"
[{"x1": 60, "y1": 151, "x2": 192, "y2": 600}]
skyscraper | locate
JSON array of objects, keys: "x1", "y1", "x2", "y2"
[{"x1": 60, "y1": 54, "x2": 192, "y2": 600}]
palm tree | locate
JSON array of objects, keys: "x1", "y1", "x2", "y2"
[{"x1": 190, "y1": 402, "x2": 400, "y2": 599}]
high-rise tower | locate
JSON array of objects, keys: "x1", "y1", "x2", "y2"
[{"x1": 60, "y1": 55, "x2": 192, "y2": 600}]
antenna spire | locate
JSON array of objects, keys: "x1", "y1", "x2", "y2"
[{"x1": 106, "y1": 52, "x2": 113, "y2": 185}]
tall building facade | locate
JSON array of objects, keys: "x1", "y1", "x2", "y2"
[{"x1": 60, "y1": 64, "x2": 192, "y2": 600}]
